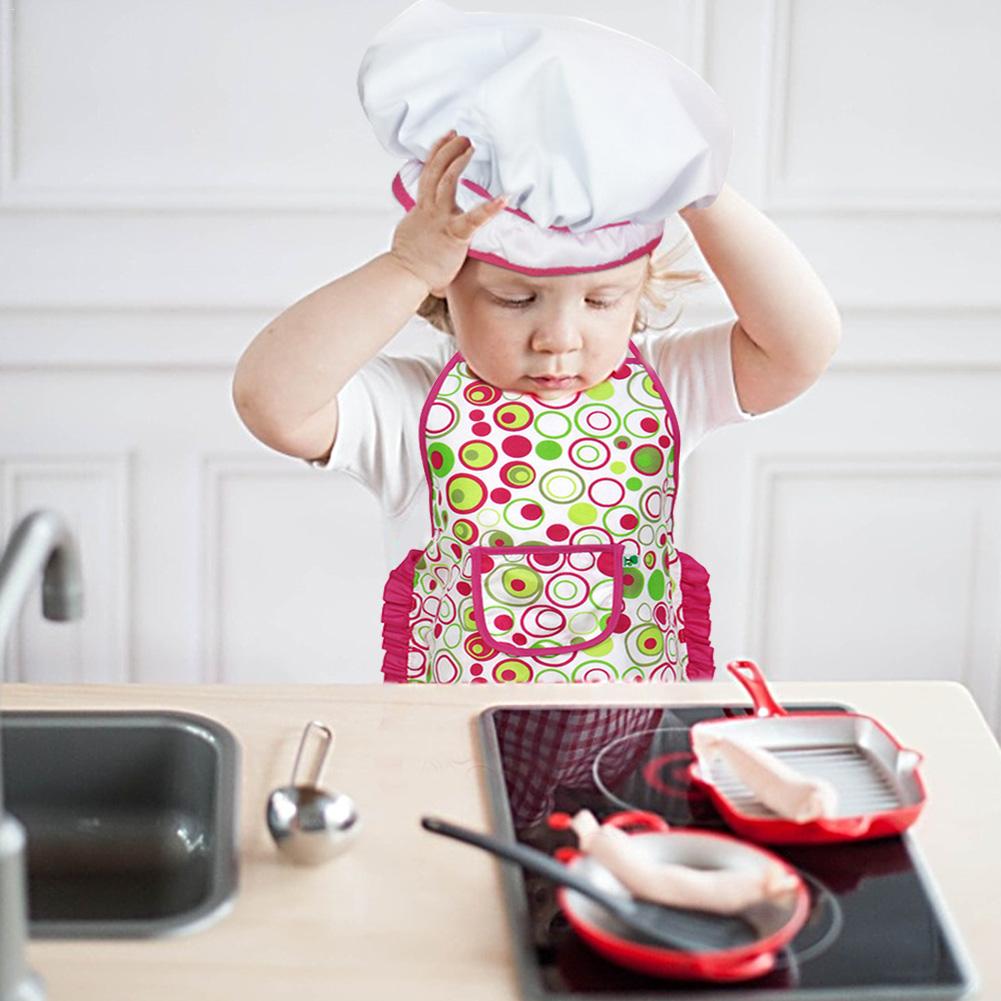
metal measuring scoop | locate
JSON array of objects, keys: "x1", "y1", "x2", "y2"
[{"x1": 266, "y1": 721, "x2": 360, "y2": 864}]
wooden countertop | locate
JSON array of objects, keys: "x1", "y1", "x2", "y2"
[{"x1": 5, "y1": 680, "x2": 999, "y2": 999}]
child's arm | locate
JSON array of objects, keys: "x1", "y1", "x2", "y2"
[
  {"x1": 679, "y1": 185, "x2": 842, "y2": 416},
  {"x1": 232, "y1": 252, "x2": 430, "y2": 462},
  {"x1": 232, "y1": 130, "x2": 506, "y2": 463}
]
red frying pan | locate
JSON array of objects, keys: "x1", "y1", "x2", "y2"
[
  {"x1": 688, "y1": 660, "x2": 927, "y2": 845},
  {"x1": 423, "y1": 809, "x2": 809, "y2": 981},
  {"x1": 548, "y1": 810, "x2": 809, "y2": 981}
]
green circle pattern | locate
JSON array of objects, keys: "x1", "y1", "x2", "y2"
[{"x1": 574, "y1": 405, "x2": 621, "y2": 439}]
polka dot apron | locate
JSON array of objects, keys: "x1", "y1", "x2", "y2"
[{"x1": 380, "y1": 342, "x2": 715, "y2": 683}]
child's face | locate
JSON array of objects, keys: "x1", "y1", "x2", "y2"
[{"x1": 442, "y1": 256, "x2": 649, "y2": 399}]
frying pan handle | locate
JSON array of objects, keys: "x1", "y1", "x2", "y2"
[
  {"x1": 547, "y1": 812, "x2": 574, "y2": 831},
  {"x1": 726, "y1": 659, "x2": 788, "y2": 718},
  {"x1": 547, "y1": 810, "x2": 669, "y2": 834},
  {"x1": 602, "y1": 810, "x2": 671, "y2": 833}
]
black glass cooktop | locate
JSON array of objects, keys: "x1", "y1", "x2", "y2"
[{"x1": 478, "y1": 704, "x2": 975, "y2": 1001}]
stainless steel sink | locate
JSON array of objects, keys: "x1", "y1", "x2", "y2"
[{"x1": 0, "y1": 710, "x2": 239, "y2": 938}]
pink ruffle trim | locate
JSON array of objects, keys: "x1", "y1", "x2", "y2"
[
  {"x1": 678, "y1": 551, "x2": 716, "y2": 680},
  {"x1": 380, "y1": 548, "x2": 422, "y2": 683},
  {"x1": 382, "y1": 547, "x2": 715, "y2": 682}
]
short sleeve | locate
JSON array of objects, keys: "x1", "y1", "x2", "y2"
[
  {"x1": 636, "y1": 319, "x2": 756, "y2": 464},
  {"x1": 308, "y1": 337, "x2": 456, "y2": 517}
]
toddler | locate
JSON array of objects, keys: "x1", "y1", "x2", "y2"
[{"x1": 233, "y1": 1, "x2": 840, "y2": 684}]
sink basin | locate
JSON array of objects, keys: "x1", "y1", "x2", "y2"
[{"x1": 1, "y1": 710, "x2": 239, "y2": 938}]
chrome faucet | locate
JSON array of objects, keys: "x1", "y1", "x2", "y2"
[{"x1": 0, "y1": 511, "x2": 83, "y2": 1001}]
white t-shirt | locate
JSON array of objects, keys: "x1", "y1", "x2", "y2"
[{"x1": 311, "y1": 318, "x2": 754, "y2": 569}]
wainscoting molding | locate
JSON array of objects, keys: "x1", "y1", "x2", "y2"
[
  {"x1": 200, "y1": 454, "x2": 384, "y2": 683},
  {"x1": 742, "y1": 452, "x2": 1001, "y2": 730}
]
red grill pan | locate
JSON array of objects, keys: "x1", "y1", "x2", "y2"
[{"x1": 688, "y1": 659, "x2": 926, "y2": 845}]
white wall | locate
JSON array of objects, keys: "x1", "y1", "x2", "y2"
[{"x1": 2, "y1": 1, "x2": 1000, "y2": 726}]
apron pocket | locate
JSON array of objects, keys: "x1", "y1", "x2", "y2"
[{"x1": 470, "y1": 543, "x2": 624, "y2": 656}]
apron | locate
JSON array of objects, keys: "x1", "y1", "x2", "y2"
[{"x1": 380, "y1": 342, "x2": 714, "y2": 684}]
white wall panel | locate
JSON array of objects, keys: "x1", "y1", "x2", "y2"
[
  {"x1": 0, "y1": 212, "x2": 391, "y2": 309},
  {"x1": 0, "y1": 368, "x2": 385, "y2": 683},
  {"x1": 0, "y1": 308, "x2": 270, "y2": 368},
  {"x1": 742, "y1": 456, "x2": 1001, "y2": 730},
  {"x1": 0, "y1": 0, "x2": 392, "y2": 207},
  {"x1": 202, "y1": 457, "x2": 384, "y2": 683},
  {"x1": 764, "y1": 0, "x2": 1001, "y2": 212},
  {"x1": 679, "y1": 354, "x2": 1001, "y2": 730}
]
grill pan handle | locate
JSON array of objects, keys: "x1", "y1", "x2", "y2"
[
  {"x1": 815, "y1": 815, "x2": 873, "y2": 837},
  {"x1": 727, "y1": 660, "x2": 788, "y2": 718}
]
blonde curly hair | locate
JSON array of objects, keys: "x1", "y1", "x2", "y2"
[{"x1": 416, "y1": 232, "x2": 706, "y2": 337}]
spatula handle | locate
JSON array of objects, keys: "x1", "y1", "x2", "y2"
[
  {"x1": 421, "y1": 816, "x2": 626, "y2": 911},
  {"x1": 421, "y1": 816, "x2": 712, "y2": 953}
]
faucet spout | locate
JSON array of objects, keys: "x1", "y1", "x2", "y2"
[
  {"x1": 0, "y1": 510, "x2": 84, "y2": 1001},
  {"x1": 0, "y1": 510, "x2": 83, "y2": 643}
]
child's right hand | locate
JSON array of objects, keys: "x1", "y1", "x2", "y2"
[{"x1": 389, "y1": 130, "x2": 508, "y2": 293}]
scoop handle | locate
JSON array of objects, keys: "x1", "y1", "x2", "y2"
[
  {"x1": 290, "y1": 720, "x2": 334, "y2": 786},
  {"x1": 727, "y1": 659, "x2": 788, "y2": 718},
  {"x1": 420, "y1": 816, "x2": 711, "y2": 953}
]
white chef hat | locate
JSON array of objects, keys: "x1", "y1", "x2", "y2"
[{"x1": 357, "y1": 0, "x2": 731, "y2": 276}]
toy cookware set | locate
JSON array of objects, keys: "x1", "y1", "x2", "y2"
[{"x1": 425, "y1": 658, "x2": 927, "y2": 982}]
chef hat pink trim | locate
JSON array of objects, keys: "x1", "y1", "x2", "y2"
[{"x1": 392, "y1": 162, "x2": 665, "y2": 277}]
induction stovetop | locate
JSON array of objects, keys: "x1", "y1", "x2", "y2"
[{"x1": 478, "y1": 703, "x2": 975, "y2": 1001}]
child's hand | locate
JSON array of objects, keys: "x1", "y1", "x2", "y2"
[{"x1": 390, "y1": 130, "x2": 508, "y2": 293}]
